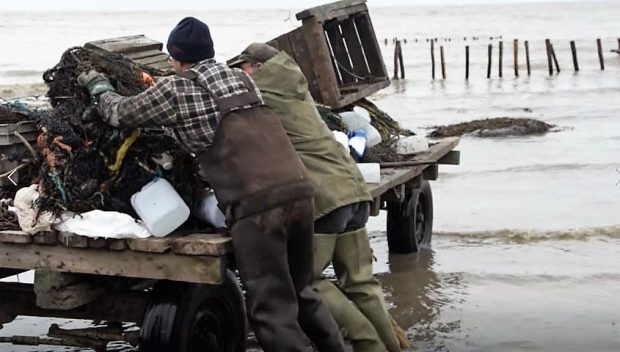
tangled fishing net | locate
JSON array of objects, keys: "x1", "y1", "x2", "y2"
[{"x1": 27, "y1": 47, "x2": 201, "y2": 217}]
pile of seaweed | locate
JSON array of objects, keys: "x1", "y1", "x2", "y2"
[
  {"x1": 31, "y1": 47, "x2": 201, "y2": 217},
  {"x1": 429, "y1": 117, "x2": 555, "y2": 138}
]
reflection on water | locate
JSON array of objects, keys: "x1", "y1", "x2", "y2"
[
  {"x1": 377, "y1": 234, "x2": 620, "y2": 352},
  {"x1": 381, "y1": 249, "x2": 465, "y2": 351}
]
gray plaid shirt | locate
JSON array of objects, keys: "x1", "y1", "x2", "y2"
[{"x1": 100, "y1": 59, "x2": 263, "y2": 152}]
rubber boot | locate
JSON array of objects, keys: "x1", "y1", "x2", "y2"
[
  {"x1": 333, "y1": 228, "x2": 401, "y2": 352},
  {"x1": 313, "y1": 234, "x2": 388, "y2": 352}
]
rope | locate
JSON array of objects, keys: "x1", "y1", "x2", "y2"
[{"x1": 108, "y1": 129, "x2": 141, "y2": 172}]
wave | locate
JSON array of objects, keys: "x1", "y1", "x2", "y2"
[
  {"x1": 0, "y1": 70, "x2": 44, "y2": 78},
  {"x1": 435, "y1": 225, "x2": 620, "y2": 241},
  {"x1": 440, "y1": 162, "x2": 617, "y2": 179}
]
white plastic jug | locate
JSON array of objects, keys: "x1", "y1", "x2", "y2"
[
  {"x1": 195, "y1": 191, "x2": 227, "y2": 228},
  {"x1": 339, "y1": 110, "x2": 371, "y2": 131},
  {"x1": 365, "y1": 124, "x2": 382, "y2": 147},
  {"x1": 356, "y1": 163, "x2": 381, "y2": 183},
  {"x1": 395, "y1": 135, "x2": 429, "y2": 155},
  {"x1": 348, "y1": 130, "x2": 367, "y2": 159},
  {"x1": 130, "y1": 178, "x2": 190, "y2": 237}
]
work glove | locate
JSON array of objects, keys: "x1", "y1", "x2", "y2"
[{"x1": 77, "y1": 70, "x2": 115, "y2": 96}]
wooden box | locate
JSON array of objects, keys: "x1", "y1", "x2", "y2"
[
  {"x1": 85, "y1": 35, "x2": 174, "y2": 76},
  {"x1": 267, "y1": 0, "x2": 389, "y2": 109}
]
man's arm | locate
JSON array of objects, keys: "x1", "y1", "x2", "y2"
[{"x1": 98, "y1": 79, "x2": 178, "y2": 128}]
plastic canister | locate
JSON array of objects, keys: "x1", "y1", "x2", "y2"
[
  {"x1": 130, "y1": 178, "x2": 190, "y2": 237},
  {"x1": 356, "y1": 163, "x2": 381, "y2": 183},
  {"x1": 348, "y1": 130, "x2": 367, "y2": 159},
  {"x1": 194, "y1": 191, "x2": 227, "y2": 228},
  {"x1": 365, "y1": 124, "x2": 382, "y2": 147},
  {"x1": 395, "y1": 135, "x2": 429, "y2": 155},
  {"x1": 332, "y1": 130, "x2": 350, "y2": 151},
  {"x1": 339, "y1": 110, "x2": 371, "y2": 131}
]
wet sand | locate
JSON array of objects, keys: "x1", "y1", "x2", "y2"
[{"x1": 0, "y1": 83, "x2": 47, "y2": 100}]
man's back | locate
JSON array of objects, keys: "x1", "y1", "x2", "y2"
[{"x1": 249, "y1": 51, "x2": 372, "y2": 220}]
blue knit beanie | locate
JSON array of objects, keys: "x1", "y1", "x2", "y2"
[{"x1": 167, "y1": 17, "x2": 214, "y2": 63}]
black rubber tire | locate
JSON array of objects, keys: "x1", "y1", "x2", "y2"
[
  {"x1": 386, "y1": 179, "x2": 434, "y2": 253},
  {"x1": 139, "y1": 269, "x2": 246, "y2": 352}
]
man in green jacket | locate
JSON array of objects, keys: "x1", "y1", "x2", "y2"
[{"x1": 231, "y1": 43, "x2": 401, "y2": 352}]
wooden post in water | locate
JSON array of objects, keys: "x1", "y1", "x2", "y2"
[
  {"x1": 487, "y1": 44, "x2": 493, "y2": 78},
  {"x1": 513, "y1": 39, "x2": 519, "y2": 77},
  {"x1": 545, "y1": 39, "x2": 553, "y2": 75},
  {"x1": 597, "y1": 38, "x2": 605, "y2": 70},
  {"x1": 393, "y1": 40, "x2": 399, "y2": 80},
  {"x1": 498, "y1": 41, "x2": 503, "y2": 78},
  {"x1": 570, "y1": 40, "x2": 579, "y2": 72},
  {"x1": 525, "y1": 40, "x2": 531, "y2": 75},
  {"x1": 398, "y1": 41, "x2": 405, "y2": 79},
  {"x1": 440, "y1": 46, "x2": 446, "y2": 79},
  {"x1": 431, "y1": 40, "x2": 436, "y2": 79},
  {"x1": 465, "y1": 45, "x2": 470, "y2": 80},
  {"x1": 550, "y1": 43, "x2": 560, "y2": 73}
]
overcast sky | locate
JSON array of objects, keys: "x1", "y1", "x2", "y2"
[{"x1": 2, "y1": 0, "x2": 587, "y2": 11}]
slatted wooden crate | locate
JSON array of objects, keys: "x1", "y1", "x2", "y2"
[
  {"x1": 84, "y1": 35, "x2": 174, "y2": 76},
  {"x1": 267, "y1": 0, "x2": 389, "y2": 109}
]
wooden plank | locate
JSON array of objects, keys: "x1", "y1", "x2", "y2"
[
  {"x1": 87, "y1": 237, "x2": 108, "y2": 249},
  {"x1": 0, "y1": 242, "x2": 225, "y2": 284},
  {"x1": 438, "y1": 150, "x2": 460, "y2": 165},
  {"x1": 296, "y1": 0, "x2": 367, "y2": 22},
  {"x1": 354, "y1": 13, "x2": 387, "y2": 79},
  {"x1": 172, "y1": 233, "x2": 233, "y2": 256},
  {"x1": 0, "y1": 230, "x2": 31, "y2": 244},
  {"x1": 126, "y1": 235, "x2": 180, "y2": 253},
  {"x1": 289, "y1": 28, "x2": 323, "y2": 105},
  {"x1": 58, "y1": 231, "x2": 88, "y2": 248},
  {"x1": 0, "y1": 282, "x2": 147, "y2": 323},
  {"x1": 301, "y1": 18, "x2": 342, "y2": 107},
  {"x1": 340, "y1": 19, "x2": 371, "y2": 79},
  {"x1": 85, "y1": 35, "x2": 163, "y2": 55},
  {"x1": 326, "y1": 20, "x2": 354, "y2": 84},
  {"x1": 337, "y1": 81, "x2": 390, "y2": 107},
  {"x1": 106, "y1": 238, "x2": 127, "y2": 251},
  {"x1": 423, "y1": 164, "x2": 439, "y2": 181},
  {"x1": 368, "y1": 137, "x2": 460, "y2": 198},
  {"x1": 146, "y1": 61, "x2": 173, "y2": 72},
  {"x1": 32, "y1": 231, "x2": 58, "y2": 245},
  {"x1": 135, "y1": 53, "x2": 170, "y2": 66},
  {"x1": 124, "y1": 49, "x2": 166, "y2": 60}
]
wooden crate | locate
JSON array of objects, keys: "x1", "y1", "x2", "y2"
[
  {"x1": 84, "y1": 35, "x2": 174, "y2": 76},
  {"x1": 267, "y1": 0, "x2": 389, "y2": 109}
]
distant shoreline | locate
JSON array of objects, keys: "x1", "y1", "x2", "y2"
[{"x1": 0, "y1": 83, "x2": 47, "y2": 99}]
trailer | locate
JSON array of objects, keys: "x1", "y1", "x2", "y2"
[
  {"x1": 0, "y1": 135, "x2": 458, "y2": 351},
  {"x1": 0, "y1": 0, "x2": 460, "y2": 350}
]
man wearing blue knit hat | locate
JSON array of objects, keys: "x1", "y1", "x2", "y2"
[{"x1": 79, "y1": 17, "x2": 345, "y2": 352}]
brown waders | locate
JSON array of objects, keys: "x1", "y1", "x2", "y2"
[
  {"x1": 314, "y1": 202, "x2": 401, "y2": 352},
  {"x1": 184, "y1": 70, "x2": 345, "y2": 352}
]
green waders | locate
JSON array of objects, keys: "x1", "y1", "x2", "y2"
[{"x1": 313, "y1": 229, "x2": 401, "y2": 352}]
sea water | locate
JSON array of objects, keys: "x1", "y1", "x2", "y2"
[{"x1": 1, "y1": 1, "x2": 619, "y2": 351}]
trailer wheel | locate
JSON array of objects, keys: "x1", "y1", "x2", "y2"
[
  {"x1": 386, "y1": 179, "x2": 433, "y2": 253},
  {"x1": 139, "y1": 269, "x2": 246, "y2": 352}
]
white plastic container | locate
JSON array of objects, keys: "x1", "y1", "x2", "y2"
[
  {"x1": 332, "y1": 130, "x2": 350, "y2": 151},
  {"x1": 195, "y1": 191, "x2": 227, "y2": 228},
  {"x1": 130, "y1": 178, "x2": 190, "y2": 237},
  {"x1": 395, "y1": 135, "x2": 429, "y2": 155},
  {"x1": 365, "y1": 124, "x2": 382, "y2": 147},
  {"x1": 348, "y1": 130, "x2": 367, "y2": 158},
  {"x1": 339, "y1": 110, "x2": 371, "y2": 131},
  {"x1": 356, "y1": 163, "x2": 381, "y2": 183}
]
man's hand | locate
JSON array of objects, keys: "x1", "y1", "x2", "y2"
[{"x1": 77, "y1": 70, "x2": 115, "y2": 96}]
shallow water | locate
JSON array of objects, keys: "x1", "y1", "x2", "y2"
[{"x1": 1, "y1": 1, "x2": 620, "y2": 351}]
